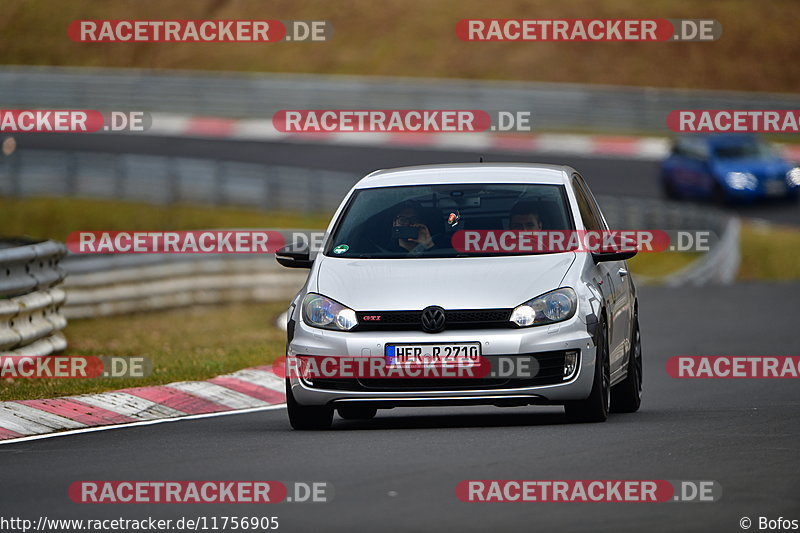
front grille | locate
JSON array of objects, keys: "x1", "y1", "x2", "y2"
[
  {"x1": 307, "y1": 351, "x2": 573, "y2": 392},
  {"x1": 763, "y1": 180, "x2": 787, "y2": 195},
  {"x1": 355, "y1": 308, "x2": 512, "y2": 332}
]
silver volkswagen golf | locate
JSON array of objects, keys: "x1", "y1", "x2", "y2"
[{"x1": 276, "y1": 163, "x2": 642, "y2": 429}]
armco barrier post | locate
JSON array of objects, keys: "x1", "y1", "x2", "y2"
[{"x1": 0, "y1": 239, "x2": 68, "y2": 357}]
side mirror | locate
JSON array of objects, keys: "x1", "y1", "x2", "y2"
[
  {"x1": 275, "y1": 244, "x2": 314, "y2": 269},
  {"x1": 592, "y1": 250, "x2": 637, "y2": 262}
]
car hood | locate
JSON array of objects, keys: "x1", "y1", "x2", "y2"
[
  {"x1": 314, "y1": 253, "x2": 576, "y2": 311},
  {"x1": 712, "y1": 157, "x2": 791, "y2": 178}
]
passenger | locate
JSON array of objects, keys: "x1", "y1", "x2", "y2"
[{"x1": 509, "y1": 201, "x2": 544, "y2": 231}]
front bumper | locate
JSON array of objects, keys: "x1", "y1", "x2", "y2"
[
  {"x1": 725, "y1": 181, "x2": 799, "y2": 201},
  {"x1": 288, "y1": 315, "x2": 597, "y2": 407}
]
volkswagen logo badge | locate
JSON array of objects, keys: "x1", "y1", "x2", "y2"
[{"x1": 420, "y1": 306, "x2": 446, "y2": 333}]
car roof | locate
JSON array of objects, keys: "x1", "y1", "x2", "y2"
[{"x1": 354, "y1": 163, "x2": 574, "y2": 189}]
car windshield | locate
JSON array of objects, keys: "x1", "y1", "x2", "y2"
[
  {"x1": 712, "y1": 140, "x2": 774, "y2": 159},
  {"x1": 324, "y1": 183, "x2": 573, "y2": 258}
]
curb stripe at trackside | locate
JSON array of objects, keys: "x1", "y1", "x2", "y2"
[
  {"x1": 592, "y1": 136, "x2": 641, "y2": 155},
  {"x1": 76, "y1": 391, "x2": 187, "y2": 420},
  {"x1": 0, "y1": 402, "x2": 87, "y2": 434},
  {"x1": 434, "y1": 132, "x2": 495, "y2": 151},
  {"x1": 17, "y1": 398, "x2": 136, "y2": 426},
  {"x1": 490, "y1": 134, "x2": 539, "y2": 152},
  {"x1": 144, "y1": 113, "x2": 800, "y2": 163},
  {"x1": 388, "y1": 132, "x2": 440, "y2": 146},
  {"x1": 231, "y1": 119, "x2": 286, "y2": 140},
  {"x1": 167, "y1": 381, "x2": 269, "y2": 410},
  {"x1": 233, "y1": 367, "x2": 285, "y2": 392},
  {"x1": 209, "y1": 376, "x2": 285, "y2": 404},
  {"x1": 0, "y1": 366, "x2": 288, "y2": 442},
  {"x1": 183, "y1": 116, "x2": 237, "y2": 137},
  {"x1": 146, "y1": 113, "x2": 671, "y2": 159},
  {"x1": 0, "y1": 404, "x2": 286, "y2": 445},
  {"x1": 0, "y1": 427, "x2": 24, "y2": 439},
  {"x1": 122, "y1": 385, "x2": 229, "y2": 415}
]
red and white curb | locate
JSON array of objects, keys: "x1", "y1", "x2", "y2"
[
  {"x1": 143, "y1": 113, "x2": 800, "y2": 162},
  {"x1": 0, "y1": 366, "x2": 285, "y2": 444}
]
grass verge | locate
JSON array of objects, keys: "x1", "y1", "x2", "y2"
[
  {"x1": 738, "y1": 222, "x2": 800, "y2": 281},
  {"x1": 2, "y1": 0, "x2": 799, "y2": 93},
  {"x1": 1, "y1": 302, "x2": 286, "y2": 401},
  {"x1": 0, "y1": 196, "x2": 331, "y2": 242},
  {"x1": 627, "y1": 251, "x2": 700, "y2": 279}
]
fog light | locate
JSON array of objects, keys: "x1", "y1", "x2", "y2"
[{"x1": 564, "y1": 350, "x2": 579, "y2": 380}]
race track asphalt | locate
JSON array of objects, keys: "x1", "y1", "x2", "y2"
[{"x1": 1, "y1": 282, "x2": 798, "y2": 532}]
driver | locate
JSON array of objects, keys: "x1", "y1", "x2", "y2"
[{"x1": 392, "y1": 203, "x2": 435, "y2": 254}]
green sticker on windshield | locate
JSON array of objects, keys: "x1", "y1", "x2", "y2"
[{"x1": 333, "y1": 244, "x2": 349, "y2": 254}]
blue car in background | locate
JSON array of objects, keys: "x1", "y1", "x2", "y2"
[{"x1": 661, "y1": 134, "x2": 800, "y2": 203}]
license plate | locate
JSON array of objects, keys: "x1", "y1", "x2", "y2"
[
  {"x1": 385, "y1": 343, "x2": 481, "y2": 367},
  {"x1": 765, "y1": 181, "x2": 786, "y2": 196}
]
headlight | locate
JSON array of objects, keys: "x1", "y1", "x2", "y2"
[
  {"x1": 724, "y1": 171, "x2": 758, "y2": 190},
  {"x1": 510, "y1": 288, "x2": 577, "y2": 327},
  {"x1": 302, "y1": 293, "x2": 358, "y2": 331},
  {"x1": 786, "y1": 167, "x2": 800, "y2": 187}
]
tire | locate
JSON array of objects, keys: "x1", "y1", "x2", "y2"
[
  {"x1": 661, "y1": 178, "x2": 679, "y2": 200},
  {"x1": 337, "y1": 405, "x2": 378, "y2": 420},
  {"x1": 611, "y1": 310, "x2": 642, "y2": 413},
  {"x1": 286, "y1": 379, "x2": 333, "y2": 430},
  {"x1": 712, "y1": 182, "x2": 730, "y2": 205},
  {"x1": 565, "y1": 317, "x2": 610, "y2": 423}
]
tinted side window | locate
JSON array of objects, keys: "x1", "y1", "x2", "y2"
[
  {"x1": 579, "y1": 176, "x2": 609, "y2": 230},
  {"x1": 671, "y1": 140, "x2": 687, "y2": 157},
  {"x1": 675, "y1": 137, "x2": 710, "y2": 160},
  {"x1": 572, "y1": 175, "x2": 603, "y2": 231}
]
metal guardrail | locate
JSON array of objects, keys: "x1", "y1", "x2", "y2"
[
  {"x1": 1, "y1": 66, "x2": 799, "y2": 134},
  {"x1": 0, "y1": 149, "x2": 356, "y2": 213},
  {"x1": 0, "y1": 239, "x2": 67, "y2": 357},
  {"x1": 664, "y1": 217, "x2": 741, "y2": 286},
  {"x1": 61, "y1": 254, "x2": 307, "y2": 318},
  {"x1": 0, "y1": 239, "x2": 65, "y2": 298},
  {"x1": 598, "y1": 195, "x2": 739, "y2": 285},
  {"x1": 597, "y1": 195, "x2": 728, "y2": 233}
]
